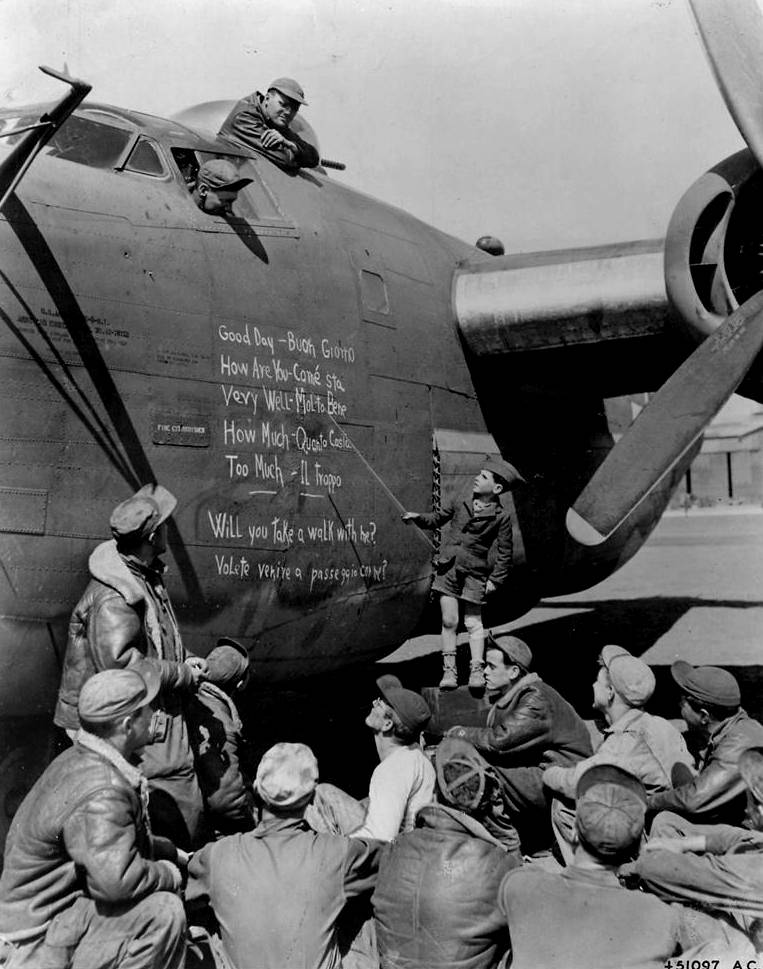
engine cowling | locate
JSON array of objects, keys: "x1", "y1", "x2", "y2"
[{"x1": 664, "y1": 148, "x2": 763, "y2": 404}]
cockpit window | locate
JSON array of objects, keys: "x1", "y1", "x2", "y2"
[
  {"x1": 44, "y1": 115, "x2": 132, "y2": 169},
  {"x1": 174, "y1": 149, "x2": 288, "y2": 223},
  {"x1": 0, "y1": 112, "x2": 132, "y2": 170},
  {"x1": 124, "y1": 137, "x2": 165, "y2": 177}
]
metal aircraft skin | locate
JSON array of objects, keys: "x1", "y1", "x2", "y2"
[{"x1": 2, "y1": 0, "x2": 763, "y2": 842}]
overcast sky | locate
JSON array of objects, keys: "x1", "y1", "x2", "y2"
[
  {"x1": 1, "y1": 0, "x2": 757, "y2": 420},
  {"x1": 0, "y1": 0, "x2": 746, "y2": 251}
]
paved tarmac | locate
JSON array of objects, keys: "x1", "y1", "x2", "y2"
[{"x1": 382, "y1": 508, "x2": 763, "y2": 721}]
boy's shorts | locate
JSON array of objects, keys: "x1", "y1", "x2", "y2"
[{"x1": 432, "y1": 565, "x2": 487, "y2": 605}]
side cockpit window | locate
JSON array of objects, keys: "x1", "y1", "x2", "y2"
[
  {"x1": 0, "y1": 110, "x2": 132, "y2": 170},
  {"x1": 44, "y1": 115, "x2": 132, "y2": 169},
  {"x1": 170, "y1": 148, "x2": 291, "y2": 225},
  {"x1": 171, "y1": 148, "x2": 199, "y2": 189},
  {"x1": 0, "y1": 109, "x2": 169, "y2": 179},
  {"x1": 123, "y1": 137, "x2": 165, "y2": 177}
]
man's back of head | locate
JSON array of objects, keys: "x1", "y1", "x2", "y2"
[
  {"x1": 574, "y1": 763, "x2": 647, "y2": 865},
  {"x1": 78, "y1": 666, "x2": 161, "y2": 757},
  {"x1": 204, "y1": 637, "x2": 250, "y2": 694},
  {"x1": 109, "y1": 483, "x2": 176, "y2": 560},
  {"x1": 594, "y1": 646, "x2": 655, "y2": 722},
  {"x1": 435, "y1": 736, "x2": 493, "y2": 816},
  {"x1": 255, "y1": 742, "x2": 319, "y2": 818}
]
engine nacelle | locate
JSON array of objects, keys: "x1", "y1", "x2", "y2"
[
  {"x1": 664, "y1": 148, "x2": 763, "y2": 403},
  {"x1": 665, "y1": 149, "x2": 763, "y2": 334}
]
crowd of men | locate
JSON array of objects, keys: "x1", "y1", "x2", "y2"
[{"x1": 1, "y1": 481, "x2": 763, "y2": 969}]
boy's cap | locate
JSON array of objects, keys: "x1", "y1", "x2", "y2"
[
  {"x1": 268, "y1": 77, "x2": 308, "y2": 105},
  {"x1": 671, "y1": 661, "x2": 741, "y2": 708},
  {"x1": 110, "y1": 484, "x2": 176, "y2": 540},
  {"x1": 486, "y1": 632, "x2": 532, "y2": 671},
  {"x1": 376, "y1": 677, "x2": 431, "y2": 735},
  {"x1": 739, "y1": 747, "x2": 763, "y2": 804},
  {"x1": 603, "y1": 653, "x2": 655, "y2": 708},
  {"x1": 79, "y1": 665, "x2": 161, "y2": 723},
  {"x1": 575, "y1": 764, "x2": 646, "y2": 857},
  {"x1": 482, "y1": 457, "x2": 525, "y2": 487},
  {"x1": 206, "y1": 637, "x2": 250, "y2": 686},
  {"x1": 255, "y1": 743, "x2": 318, "y2": 809},
  {"x1": 435, "y1": 736, "x2": 490, "y2": 811},
  {"x1": 197, "y1": 159, "x2": 253, "y2": 192}
]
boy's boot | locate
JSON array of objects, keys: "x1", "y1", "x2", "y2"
[
  {"x1": 439, "y1": 651, "x2": 458, "y2": 690},
  {"x1": 468, "y1": 659, "x2": 485, "y2": 690}
]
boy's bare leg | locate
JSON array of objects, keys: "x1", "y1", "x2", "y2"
[
  {"x1": 439, "y1": 595, "x2": 459, "y2": 689},
  {"x1": 464, "y1": 603, "x2": 486, "y2": 689}
]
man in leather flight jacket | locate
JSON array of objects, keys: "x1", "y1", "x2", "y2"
[
  {"x1": 646, "y1": 660, "x2": 763, "y2": 826},
  {"x1": 54, "y1": 484, "x2": 206, "y2": 848},
  {"x1": 447, "y1": 633, "x2": 592, "y2": 854},
  {"x1": 0, "y1": 668, "x2": 186, "y2": 969}
]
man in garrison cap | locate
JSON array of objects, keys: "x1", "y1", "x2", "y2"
[
  {"x1": 446, "y1": 633, "x2": 592, "y2": 856},
  {"x1": 187, "y1": 743, "x2": 381, "y2": 969},
  {"x1": 185, "y1": 637, "x2": 256, "y2": 835},
  {"x1": 645, "y1": 660, "x2": 763, "y2": 827},
  {"x1": 403, "y1": 456, "x2": 525, "y2": 691},
  {"x1": 0, "y1": 668, "x2": 187, "y2": 969},
  {"x1": 499, "y1": 764, "x2": 753, "y2": 969},
  {"x1": 218, "y1": 77, "x2": 319, "y2": 171},
  {"x1": 544, "y1": 645, "x2": 694, "y2": 864},
  {"x1": 626, "y1": 745, "x2": 763, "y2": 928},
  {"x1": 55, "y1": 484, "x2": 207, "y2": 848}
]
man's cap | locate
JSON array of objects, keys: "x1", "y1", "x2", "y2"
[
  {"x1": 486, "y1": 633, "x2": 533, "y2": 671},
  {"x1": 110, "y1": 484, "x2": 177, "y2": 540},
  {"x1": 255, "y1": 742, "x2": 318, "y2": 810},
  {"x1": 197, "y1": 159, "x2": 253, "y2": 192},
  {"x1": 376, "y1": 673, "x2": 402, "y2": 693},
  {"x1": 206, "y1": 637, "x2": 250, "y2": 687},
  {"x1": 599, "y1": 644, "x2": 630, "y2": 666},
  {"x1": 671, "y1": 660, "x2": 741, "y2": 708},
  {"x1": 482, "y1": 456, "x2": 525, "y2": 488},
  {"x1": 602, "y1": 652, "x2": 655, "y2": 708},
  {"x1": 435, "y1": 736, "x2": 490, "y2": 811},
  {"x1": 739, "y1": 746, "x2": 763, "y2": 804},
  {"x1": 78, "y1": 665, "x2": 161, "y2": 724},
  {"x1": 376, "y1": 676, "x2": 431, "y2": 736},
  {"x1": 268, "y1": 77, "x2": 308, "y2": 105},
  {"x1": 575, "y1": 764, "x2": 647, "y2": 858}
]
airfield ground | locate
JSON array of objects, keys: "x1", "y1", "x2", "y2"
[{"x1": 248, "y1": 509, "x2": 763, "y2": 795}]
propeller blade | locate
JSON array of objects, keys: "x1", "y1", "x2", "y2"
[
  {"x1": 566, "y1": 291, "x2": 763, "y2": 546},
  {"x1": 688, "y1": 0, "x2": 763, "y2": 169}
]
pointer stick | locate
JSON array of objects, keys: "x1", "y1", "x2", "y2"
[{"x1": 327, "y1": 415, "x2": 436, "y2": 551}]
